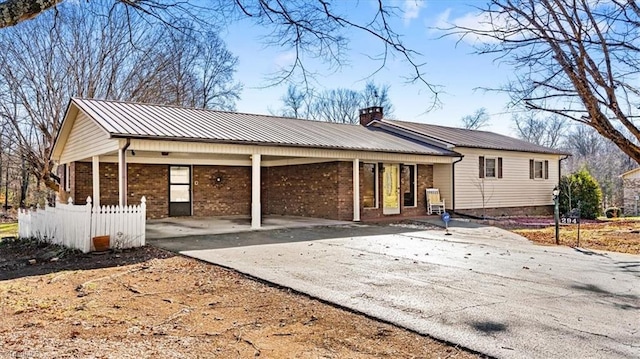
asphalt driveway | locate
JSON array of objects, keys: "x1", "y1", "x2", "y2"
[{"x1": 152, "y1": 222, "x2": 640, "y2": 359}]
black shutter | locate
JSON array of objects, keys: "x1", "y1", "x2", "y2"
[
  {"x1": 529, "y1": 159, "x2": 534, "y2": 179},
  {"x1": 498, "y1": 157, "x2": 503, "y2": 179},
  {"x1": 544, "y1": 160, "x2": 549, "y2": 179},
  {"x1": 479, "y1": 156, "x2": 485, "y2": 178}
]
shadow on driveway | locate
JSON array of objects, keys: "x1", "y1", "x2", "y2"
[{"x1": 148, "y1": 223, "x2": 435, "y2": 252}]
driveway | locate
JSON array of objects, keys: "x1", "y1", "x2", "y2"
[{"x1": 152, "y1": 222, "x2": 640, "y2": 359}]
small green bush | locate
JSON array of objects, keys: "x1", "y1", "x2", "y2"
[{"x1": 559, "y1": 169, "x2": 602, "y2": 220}]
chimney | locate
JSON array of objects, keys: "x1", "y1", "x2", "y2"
[{"x1": 359, "y1": 106, "x2": 383, "y2": 126}]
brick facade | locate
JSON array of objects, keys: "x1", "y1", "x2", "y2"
[
  {"x1": 455, "y1": 205, "x2": 553, "y2": 218},
  {"x1": 262, "y1": 162, "x2": 352, "y2": 220},
  {"x1": 69, "y1": 161, "x2": 434, "y2": 220},
  {"x1": 193, "y1": 165, "x2": 251, "y2": 216},
  {"x1": 622, "y1": 178, "x2": 640, "y2": 216}
]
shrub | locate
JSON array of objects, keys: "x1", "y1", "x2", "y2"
[{"x1": 558, "y1": 169, "x2": 602, "y2": 220}]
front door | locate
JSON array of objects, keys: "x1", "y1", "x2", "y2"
[
  {"x1": 169, "y1": 166, "x2": 191, "y2": 216},
  {"x1": 382, "y1": 163, "x2": 400, "y2": 215}
]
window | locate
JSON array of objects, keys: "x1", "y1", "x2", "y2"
[
  {"x1": 362, "y1": 163, "x2": 378, "y2": 208},
  {"x1": 479, "y1": 156, "x2": 503, "y2": 179},
  {"x1": 401, "y1": 164, "x2": 416, "y2": 207},
  {"x1": 529, "y1": 159, "x2": 549, "y2": 179}
]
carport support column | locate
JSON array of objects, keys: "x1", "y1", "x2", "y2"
[
  {"x1": 92, "y1": 156, "x2": 100, "y2": 208},
  {"x1": 118, "y1": 141, "x2": 129, "y2": 207},
  {"x1": 353, "y1": 158, "x2": 360, "y2": 222},
  {"x1": 251, "y1": 154, "x2": 261, "y2": 229}
]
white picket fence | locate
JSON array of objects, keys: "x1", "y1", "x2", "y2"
[{"x1": 18, "y1": 196, "x2": 146, "y2": 253}]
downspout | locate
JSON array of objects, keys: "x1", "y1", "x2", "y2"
[
  {"x1": 558, "y1": 154, "x2": 570, "y2": 184},
  {"x1": 451, "y1": 155, "x2": 464, "y2": 213}
]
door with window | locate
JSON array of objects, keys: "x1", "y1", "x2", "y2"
[
  {"x1": 382, "y1": 163, "x2": 400, "y2": 215},
  {"x1": 169, "y1": 166, "x2": 191, "y2": 216}
]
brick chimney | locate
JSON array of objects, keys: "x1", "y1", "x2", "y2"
[{"x1": 359, "y1": 106, "x2": 383, "y2": 126}]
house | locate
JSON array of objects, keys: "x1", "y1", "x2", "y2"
[
  {"x1": 51, "y1": 98, "x2": 568, "y2": 226},
  {"x1": 620, "y1": 168, "x2": 640, "y2": 216},
  {"x1": 363, "y1": 115, "x2": 570, "y2": 217}
]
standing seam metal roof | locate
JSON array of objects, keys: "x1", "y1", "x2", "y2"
[
  {"x1": 379, "y1": 120, "x2": 570, "y2": 155},
  {"x1": 70, "y1": 98, "x2": 459, "y2": 156}
]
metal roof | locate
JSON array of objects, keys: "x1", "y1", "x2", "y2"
[
  {"x1": 378, "y1": 120, "x2": 570, "y2": 155},
  {"x1": 70, "y1": 98, "x2": 459, "y2": 157}
]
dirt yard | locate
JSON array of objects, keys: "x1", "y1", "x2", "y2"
[
  {"x1": 509, "y1": 219, "x2": 640, "y2": 254},
  {"x1": 0, "y1": 238, "x2": 479, "y2": 359}
]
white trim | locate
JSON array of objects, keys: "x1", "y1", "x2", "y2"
[
  {"x1": 353, "y1": 159, "x2": 360, "y2": 222},
  {"x1": 129, "y1": 139, "x2": 455, "y2": 164},
  {"x1": 251, "y1": 154, "x2": 261, "y2": 229},
  {"x1": 484, "y1": 157, "x2": 498, "y2": 179},
  {"x1": 118, "y1": 147, "x2": 127, "y2": 206},
  {"x1": 92, "y1": 156, "x2": 100, "y2": 208}
]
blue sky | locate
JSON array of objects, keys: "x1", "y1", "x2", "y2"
[{"x1": 223, "y1": 1, "x2": 519, "y2": 136}]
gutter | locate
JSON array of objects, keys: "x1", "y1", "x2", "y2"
[{"x1": 451, "y1": 155, "x2": 464, "y2": 213}]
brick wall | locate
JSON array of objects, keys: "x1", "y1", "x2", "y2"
[
  {"x1": 456, "y1": 205, "x2": 553, "y2": 218},
  {"x1": 262, "y1": 161, "x2": 347, "y2": 220},
  {"x1": 193, "y1": 165, "x2": 251, "y2": 216},
  {"x1": 622, "y1": 178, "x2": 640, "y2": 215},
  {"x1": 73, "y1": 162, "x2": 168, "y2": 219},
  {"x1": 69, "y1": 160, "x2": 435, "y2": 221}
]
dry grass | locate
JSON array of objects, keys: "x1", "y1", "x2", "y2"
[
  {"x1": 513, "y1": 220, "x2": 640, "y2": 254},
  {"x1": 0, "y1": 222, "x2": 17, "y2": 238},
  {"x1": 0, "y1": 252, "x2": 479, "y2": 359}
]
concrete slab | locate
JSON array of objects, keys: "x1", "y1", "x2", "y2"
[
  {"x1": 146, "y1": 215, "x2": 350, "y2": 239},
  {"x1": 175, "y1": 224, "x2": 640, "y2": 359}
]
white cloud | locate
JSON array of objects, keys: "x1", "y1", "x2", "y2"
[
  {"x1": 274, "y1": 50, "x2": 297, "y2": 69},
  {"x1": 433, "y1": 8, "x2": 505, "y2": 45},
  {"x1": 403, "y1": 0, "x2": 426, "y2": 26}
]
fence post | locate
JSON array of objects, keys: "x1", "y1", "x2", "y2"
[{"x1": 140, "y1": 196, "x2": 146, "y2": 246}]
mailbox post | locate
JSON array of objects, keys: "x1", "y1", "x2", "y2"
[{"x1": 552, "y1": 186, "x2": 560, "y2": 245}]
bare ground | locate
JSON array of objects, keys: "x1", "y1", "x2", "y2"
[
  {"x1": 505, "y1": 218, "x2": 640, "y2": 254},
  {"x1": 0, "y1": 239, "x2": 480, "y2": 359}
]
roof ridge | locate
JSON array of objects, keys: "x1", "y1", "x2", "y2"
[{"x1": 72, "y1": 97, "x2": 362, "y2": 127}]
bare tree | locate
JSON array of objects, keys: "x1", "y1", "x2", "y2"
[
  {"x1": 460, "y1": 108, "x2": 490, "y2": 130},
  {"x1": 310, "y1": 88, "x2": 362, "y2": 124},
  {"x1": 452, "y1": 0, "x2": 640, "y2": 164},
  {"x1": 0, "y1": 0, "x2": 440, "y2": 106},
  {"x1": 562, "y1": 124, "x2": 636, "y2": 206},
  {"x1": 280, "y1": 84, "x2": 310, "y2": 119},
  {"x1": 280, "y1": 81, "x2": 395, "y2": 123},
  {"x1": 0, "y1": 2, "x2": 241, "y2": 194},
  {"x1": 512, "y1": 112, "x2": 567, "y2": 148}
]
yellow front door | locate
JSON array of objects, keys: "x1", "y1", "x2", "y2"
[{"x1": 383, "y1": 163, "x2": 400, "y2": 215}]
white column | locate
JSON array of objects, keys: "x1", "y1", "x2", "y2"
[
  {"x1": 92, "y1": 156, "x2": 100, "y2": 208},
  {"x1": 353, "y1": 158, "x2": 361, "y2": 222},
  {"x1": 118, "y1": 147, "x2": 127, "y2": 206},
  {"x1": 251, "y1": 154, "x2": 261, "y2": 229}
]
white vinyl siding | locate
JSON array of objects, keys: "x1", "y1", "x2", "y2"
[
  {"x1": 59, "y1": 111, "x2": 119, "y2": 164},
  {"x1": 454, "y1": 148, "x2": 560, "y2": 210},
  {"x1": 432, "y1": 163, "x2": 452, "y2": 210}
]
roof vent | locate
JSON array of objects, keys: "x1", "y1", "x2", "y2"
[{"x1": 359, "y1": 106, "x2": 383, "y2": 126}]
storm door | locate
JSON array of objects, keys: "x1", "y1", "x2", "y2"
[
  {"x1": 382, "y1": 163, "x2": 400, "y2": 215},
  {"x1": 169, "y1": 166, "x2": 191, "y2": 216}
]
